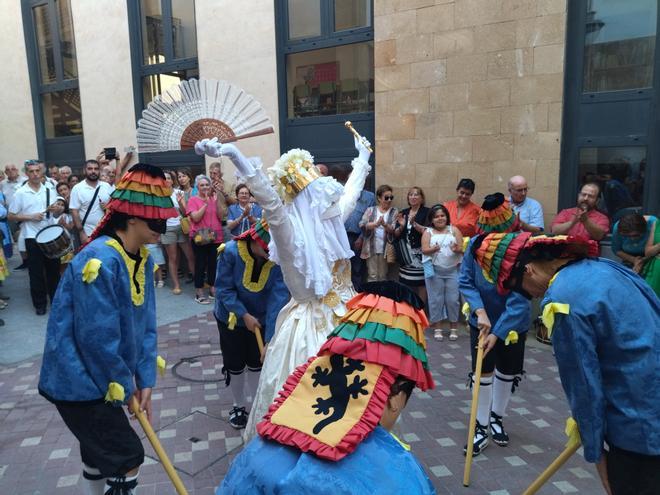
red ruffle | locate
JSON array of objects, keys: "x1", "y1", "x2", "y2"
[
  {"x1": 257, "y1": 356, "x2": 397, "y2": 461},
  {"x1": 496, "y1": 232, "x2": 531, "y2": 294},
  {"x1": 319, "y1": 338, "x2": 435, "y2": 391},
  {"x1": 107, "y1": 199, "x2": 178, "y2": 219},
  {"x1": 346, "y1": 293, "x2": 430, "y2": 328}
]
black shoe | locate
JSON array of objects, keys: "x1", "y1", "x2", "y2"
[
  {"x1": 490, "y1": 411, "x2": 509, "y2": 446},
  {"x1": 36, "y1": 307, "x2": 47, "y2": 315},
  {"x1": 185, "y1": 274, "x2": 194, "y2": 284},
  {"x1": 0, "y1": 295, "x2": 10, "y2": 301},
  {"x1": 228, "y1": 406, "x2": 248, "y2": 430},
  {"x1": 463, "y1": 421, "x2": 489, "y2": 457},
  {"x1": 14, "y1": 263, "x2": 28, "y2": 270}
]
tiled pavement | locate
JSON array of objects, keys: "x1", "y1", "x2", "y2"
[{"x1": 0, "y1": 312, "x2": 603, "y2": 495}]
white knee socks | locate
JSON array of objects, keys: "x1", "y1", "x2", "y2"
[
  {"x1": 82, "y1": 464, "x2": 105, "y2": 495},
  {"x1": 229, "y1": 370, "x2": 246, "y2": 407},
  {"x1": 475, "y1": 375, "x2": 493, "y2": 426},
  {"x1": 246, "y1": 368, "x2": 260, "y2": 405},
  {"x1": 492, "y1": 371, "x2": 516, "y2": 417}
]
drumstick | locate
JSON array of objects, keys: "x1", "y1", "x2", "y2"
[
  {"x1": 344, "y1": 121, "x2": 373, "y2": 153},
  {"x1": 254, "y1": 325, "x2": 265, "y2": 354},
  {"x1": 463, "y1": 333, "x2": 485, "y2": 487},
  {"x1": 129, "y1": 396, "x2": 189, "y2": 495}
]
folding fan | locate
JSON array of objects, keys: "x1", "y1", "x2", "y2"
[{"x1": 136, "y1": 79, "x2": 274, "y2": 153}]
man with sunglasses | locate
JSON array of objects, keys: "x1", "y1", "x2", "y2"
[
  {"x1": 38, "y1": 164, "x2": 178, "y2": 495},
  {"x1": 473, "y1": 232, "x2": 660, "y2": 495}
]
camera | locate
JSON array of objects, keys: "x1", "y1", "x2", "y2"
[{"x1": 103, "y1": 147, "x2": 117, "y2": 161}]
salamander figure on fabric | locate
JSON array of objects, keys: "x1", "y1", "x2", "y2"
[{"x1": 311, "y1": 355, "x2": 368, "y2": 434}]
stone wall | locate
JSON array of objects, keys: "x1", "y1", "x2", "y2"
[{"x1": 374, "y1": 0, "x2": 566, "y2": 226}]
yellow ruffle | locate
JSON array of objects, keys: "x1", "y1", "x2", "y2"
[
  {"x1": 157, "y1": 355, "x2": 167, "y2": 377},
  {"x1": 104, "y1": 382, "x2": 125, "y2": 403},
  {"x1": 237, "y1": 241, "x2": 274, "y2": 292},
  {"x1": 341, "y1": 308, "x2": 426, "y2": 348},
  {"x1": 504, "y1": 330, "x2": 518, "y2": 345},
  {"x1": 217, "y1": 243, "x2": 226, "y2": 256},
  {"x1": 228, "y1": 312, "x2": 237, "y2": 330},
  {"x1": 541, "y1": 302, "x2": 570, "y2": 337},
  {"x1": 82, "y1": 258, "x2": 102, "y2": 283},
  {"x1": 565, "y1": 417, "x2": 581, "y2": 449},
  {"x1": 105, "y1": 239, "x2": 149, "y2": 306}
]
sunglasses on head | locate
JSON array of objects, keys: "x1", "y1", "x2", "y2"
[{"x1": 383, "y1": 195, "x2": 394, "y2": 200}]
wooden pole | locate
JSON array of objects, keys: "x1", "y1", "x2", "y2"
[
  {"x1": 522, "y1": 438, "x2": 581, "y2": 494},
  {"x1": 463, "y1": 333, "x2": 485, "y2": 487},
  {"x1": 254, "y1": 325, "x2": 265, "y2": 355},
  {"x1": 129, "y1": 396, "x2": 189, "y2": 495}
]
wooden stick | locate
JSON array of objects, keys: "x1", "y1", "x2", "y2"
[
  {"x1": 129, "y1": 396, "x2": 189, "y2": 495},
  {"x1": 344, "y1": 121, "x2": 373, "y2": 152},
  {"x1": 522, "y1": 440, "x2": 581, "y2": 495},
  {"x1": 254, "y1": 325, "x2": 265, "y2": 355},
  {"x1": 463, "y1": 333, "x2": 485, "y2": 487}
]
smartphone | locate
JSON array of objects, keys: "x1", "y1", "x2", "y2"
[{"x1": 104, "y1": 147, "x2": 117, "y2": 160}]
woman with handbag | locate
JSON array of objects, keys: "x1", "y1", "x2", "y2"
[
  {"x1": 395, "y1": 186, "x2": 430, "y2": 305},
  {"x1": 359, "y1": 185, "x2": 398, "y2": 282},
  {"x1": 161, "y1": 170, "x2": 195, "y2": 294},
  {"x1": 187, "y1": 175, "x2": 224, "y2": 304}
]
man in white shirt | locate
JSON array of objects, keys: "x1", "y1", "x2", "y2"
[
  {"x1": 70, "y1": 160, "x2": 113, "y2": 244},
  {"x1": 507, "y1": 175, "x2": 544, "y2": 234},
  {"x1": 8, "y1": 162, "x2": 61, "y2": 314}
]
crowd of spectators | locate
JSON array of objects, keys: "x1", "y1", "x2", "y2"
[{"x1": 0, "y1": 156, "x2": 658, "y2": 322}]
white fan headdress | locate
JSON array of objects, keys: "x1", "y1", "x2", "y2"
[{"x1": 136, "y1": 79, "x2": 274, "y2": 152}]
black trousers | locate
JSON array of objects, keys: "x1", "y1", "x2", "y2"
[
  {"x1": 607, "y1": 445, "x2": 660, "y2": 495},
  {"x1": 25, "y1": 238, "x2": 60, "y2": 310},
  {"x1": 470, "y1": 325, "x2": 526, "y2": 375},
  {"x1": 192, "y1": 242, "x2": 219, "y2": 289},
  {"x1": 347, "y1": 232, "x2": 367, "y2": 292}
]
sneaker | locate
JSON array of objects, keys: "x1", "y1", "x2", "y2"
[
  {"x1": 449, "y1": 329, "x2": 458, "y2": 341},
  {"x1": 229, "y1": 406, "x2": 248, "y2": 429},
  {"x1": 36, "y1": 307, "x2": 47, "y2": 316},
  {"x1": 490, "y1": 411, "x2": 509, "y2": 446},
  {"x1": 434, "y1": 329, "x2": 444, "y2": 341},
  {"x1": 14, "y1": 262, "x2": 27, "y2": 271},
  {"x1": 195, "y1": 295, "x2": 211, "y2": 305},
  {"x1": 463, "y1": 421, "x2": 489, "y2": 456},
  {"x1": 156, "y1": 280, "x2": 165, "y2": 288}
]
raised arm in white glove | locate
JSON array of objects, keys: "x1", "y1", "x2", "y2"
[
  {"x1": 194, "y1": 138, "x2": 257, "y2": 178},
  {"x1": 338, "y1": 136, "x2": 372, "y2": 223}
]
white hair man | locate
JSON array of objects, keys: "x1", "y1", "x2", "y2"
[{"x1": 507, "y1": 175, "x2": 544, "y2": 234}]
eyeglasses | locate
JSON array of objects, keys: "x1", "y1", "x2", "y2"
[{"x1": 383, "y1": 195, "x2": 394, "y2": 201}]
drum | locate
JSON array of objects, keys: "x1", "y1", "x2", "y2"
[
  {"x1": 534, "y1": 317, "x2": 551, "y2": 345},
  {"x1": 35, "y1": 225, "x2": 73, "y2": 259}
]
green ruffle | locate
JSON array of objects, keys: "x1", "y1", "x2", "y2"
[
  {"x1": 330, "y1": 322, "x2": 429, "y2": 368},
  {"x1": 111, "y1": 189, "x2": 174, "y2": 208},
  {"x1": 479, "y1": 213, "x2": 515, "y2": 233},
  {"x1": 489, "y1": 233, "x2": 516, "y2": 281}
]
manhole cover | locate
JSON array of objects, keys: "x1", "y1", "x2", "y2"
[{"x1": 172, "y1": 353, "x2": 226, "y2": 384}]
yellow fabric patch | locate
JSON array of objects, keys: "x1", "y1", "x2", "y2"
[
  {"x1": 342, "y1": 308, "x2": 425, "y2": 348},
  {"x1": 105, "y1": 239, "x2": 150, "y2": 306},
  {"x1": 548, "y1": 271, "x2": 560, "y2": 287},
  {"x1": 565, "y1": 417, "x2": 581, "y2": 450},
  {"x1": 228, "y1": 312, "x2": 237, "y2": 330},
  {"x1": 217, "y1": 243, "x2": 226, "y2": 256},
  {"x1": 104, "y1": 382, "x2": 125, "y2": 403},
  {"x1": 237, "y1": 240, "x2": 274, "y2": 292},
  {"x1": 462, "y1": 236, "x2": 470, "y2": 253},
  {"x1": 157, "y1": 355, "x2": 167, "y2": 377},
  {"x1": 504, "y1": 330, "x2": 519, "y2": 345},
  {"x1": 270, "y1": 356, "x2": 383, "y2": 447},
  {"x1": 461, "y1": 302, "x2": 471, "y2": 320},
  {"x1": 541, "y1": 302, "x2": 570, "y2": 337},
  {"x1": 82, "y1": 258, "x2": 102, "y2": 283}
]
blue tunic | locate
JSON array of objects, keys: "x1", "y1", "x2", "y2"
[
  {"x1": 459, "y1": 239, "x2": 531, "y2": 340},
  {"x1": 214, "y1": 240, "x2": 290, "y2": 342},
  {"x1": 38, "y1": 236, "x2": 157, "y2": 403},
  {"x1": 218, "y1": 426, "x2": 436, "y2": 495},
  {"x1": 543, "y1": 258, "x2": 660, "y2": 462}
]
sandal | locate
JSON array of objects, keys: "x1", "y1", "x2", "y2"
[
  {"x1": 172, "y1": 288, "x2": 182, "y2": 295},
  {"x1": 434, "y1": 329, "x2": 444, "y2": 341},
  {"x1": 195, "y1": 295, "x2": 211, "y2": 305},
  {"x1": 449, "y1": 329, "x2": 458, "y2": 341},
  {"x1": 156, "y1": 280, "x2": 165, "y2": 288}
]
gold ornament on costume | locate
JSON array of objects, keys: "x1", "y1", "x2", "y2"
[{"x1": 268, "y1": 148, "x2": 322, "y2": 202}]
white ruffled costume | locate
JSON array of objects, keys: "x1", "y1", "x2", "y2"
[{"x1": 195, "y1": 138, "x2": 371, "y2": 438}]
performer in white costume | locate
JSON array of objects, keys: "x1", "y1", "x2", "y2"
[{"x1": 195, "y1": 137, "x2": 371, "y2": 437}]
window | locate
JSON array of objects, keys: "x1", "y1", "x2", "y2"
[
  {"x1": 128, "y1": 0, "x2": 201, "y2": 166},
  {"x1": 23, "y1": 0, "x2": 84, "y2": 166},
  {"x1": 583, "y1": 0, "x2": 657, "y2": 93}
]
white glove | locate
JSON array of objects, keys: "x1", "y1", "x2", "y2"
[
  {"x1": 354, "y1": 136, "x2": 371, "y2": 163},
  {"x1": 194, "y1": 138, "x2": 209, "y2": 156}
]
